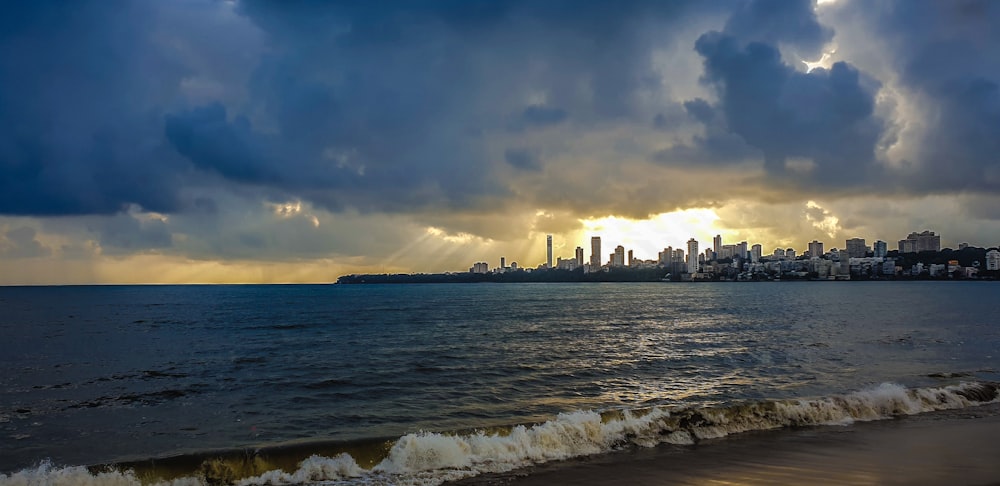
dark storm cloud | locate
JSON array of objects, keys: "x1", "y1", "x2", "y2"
[
  {"x1": 14, "y1": 0, "x2": 997, "y2": 231},
  {"x1": 0, "y1": 0, "x2": 720, "y2": 221},
  {"x1": 507, "y1": 105, "x2": 570, "y2": 131},
  {"x1": 863, "y1": 0, "x2": 1000, "y2": 192},
  {"x1": 504, "y1": 149, "x2": 543, "y2": 172},
  {"x1": 694, "y1": 33, "x2": 881, "y2": 178},
  {"x1": 0, "y1": 2, "x2": 186, "y2": 216},
  {"x1": 668, "y1": 0, "x2": 883, "y2": 185},
  {"x1": 153, "y1": 0, "x2": 714, "y2": 214},
  {"x1": 164, "y1": 104, "x2": 284, "y2": 185},
  {"x1": 723, "y1": 0, "x2": 832, "y2": 59}
]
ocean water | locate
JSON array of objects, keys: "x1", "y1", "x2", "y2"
[{"x1": 1, "y1": 282, "x2": 998, "y2": 485}]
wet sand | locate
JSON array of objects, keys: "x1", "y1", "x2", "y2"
[{"x1": 454, "y1": 403, "x2": 1000, "y2": 486}]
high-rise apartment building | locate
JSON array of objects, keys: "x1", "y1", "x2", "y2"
[
  {"x1": 846, "y1": 238, "x2": 867, "y2": 258},
  {"x1": 575, "y1": 247, "x2": 584, "y2": 267},
  {"x1": 659, "y1": 247, "x2": 672, "y2": 265},
  {"x1": 987, "y1": 249, "x2": 1000, "y2": 271},
  {"x1": 808, "y1": 240, "x2": 824, "y2": 258},
  {"x1": 590, "y1": 236, "x2": 602, "y2": 267},
  {"x1": 750, "y1": 244, "x2": 762, "y2": 263},
  {"x1": 898, "y1": 231, "x2": 941, "y2": 253},
  {"x1": 687, "y1": 238, "x2": 699, "y2": 274},
  {"x1": 736, "y1": 241, "x2": 748, "y2": 261},
  {"x1": 613, "y1": 245, "x2": 626, "y2": 267},
  {"x1": 874, "y1": 240, "x2": 888, "y2": 258},
  {"x1": 546, "y1": 235, "x2": 553, "y2": 269},
  {"x1": 713, "y1": 235, "x2": 722, "y2": 259}
]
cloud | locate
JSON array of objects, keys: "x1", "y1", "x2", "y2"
[
  {"x1": 90, "y1": 211, "x2": 173, "y2": 255},
  {"x1": 686, "y1": 31, "x2": 883, "y2": 185},
  {"x1": 723, "y1": 0, "x2": 833, "y2": 60},
  {"x1": 0, "y1": 2, "x2": 192, "y2": 216},
  {"x1": 822, "y1": 0, "x2": 1000, "y2": 194},
  {"x1": 804, "y1": 200, "x2": 841, "y2": 238},
  {"x1": 164, "y1": 104, "x2": 289, "y2": 185},
  {"x1": 503, "y1": 148, "x2": 543, "y2": 171},
  {"x1": 4, "y1": 0, "x2": 1000, "y2": 283},
  {"x1": 513, "y1": 105, "x2": 569, "y2": 129},
  {"x1": 0, "y1": 226, "x2": 51, "y2": 258}
]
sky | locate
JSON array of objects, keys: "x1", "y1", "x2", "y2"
[{"x1": 1, "y1": 0, "x2": 999, "y2": 284}]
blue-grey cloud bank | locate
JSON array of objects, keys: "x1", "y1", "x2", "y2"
[{"x1": 1, "y1": 0, "x2": 999, "y2": 283}]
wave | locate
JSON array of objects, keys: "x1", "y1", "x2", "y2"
[{"x1": 2, "y1": 382, "x2": 997, "y2": 486}]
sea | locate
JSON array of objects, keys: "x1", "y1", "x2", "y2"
[{"x1": 1, "y1": 281, "x2": 998, "y2": 485}]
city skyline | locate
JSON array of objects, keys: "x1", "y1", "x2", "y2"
[
  {"x1": 2, "y1": 1, "x2": 1000, "y2": 284},
  {"x1": 473, "y1": 229, "x2": 971, "y2": 274}
]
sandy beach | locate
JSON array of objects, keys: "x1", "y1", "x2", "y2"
[{"x1": 455, "y1": 403, "x2": 1000, "y2": 486}]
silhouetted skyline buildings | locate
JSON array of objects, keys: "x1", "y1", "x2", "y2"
[{"x1": 464, "y1": 230, "x2": 1000, "y2": 281}]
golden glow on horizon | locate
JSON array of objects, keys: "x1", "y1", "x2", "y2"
[
  {"x1": 581, "y1": 209, "x2": 734, "y2": 260},
  {"x1": 0, "y1": 254, "x2": 357, "y2": 285}
]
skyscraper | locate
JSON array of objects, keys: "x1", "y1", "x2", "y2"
[
  {"x1": 808, "y1": 240, "x2": 824, "y2": 259},
  {"x1": 898, "y1": 231, "x2": 941, "y2": 253},
  {"x1": 575, "y1": 247, "x2": 584, "y2": 267},
  {"x1": 846, "y1": 238, "x2": 867, "y2": 258},
  {"x1": 546, "y1": 235, "x2": 553, "y2": 268},
  {"x1": 737, "y1": 241, "x2": 748, "y2": 261},
  {"x1": 750, "y1": 244, "x2": 762, "y2": 263},
  {"x1": 713, "y1": 234, "x2": 722, "y2": 260},
  {"x1": 687, "y1": 238, "x2": 699, "y2": 274},
  {"x1": 613, "y1": 245, "x2": 625, "y2": 267},
  {"x1": 874, "y1": 240, "x2": 888, "y2": 258},
  {"x1": 590, "y1": 236, "x2": 602, "y2": 267}
]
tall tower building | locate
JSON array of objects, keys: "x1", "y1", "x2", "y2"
[
  {"x1": 687, "y1": 238, "x2": 699, "y2": 274},
  {"x1": 750, "y1": 244, "x2": 762, "y2": 263},
  {"x1": 737, "y1": 241, "x2": 748, "y2": 261},
  {"x1": 613, "y1": 245, "x2": 626, "y2": 267},
  {"x1": 590, "y1": 236, "x2": 602, "y2": 267},
  {"x1": 846, "y1": 238, "x2": 867, "y2": 258},
  {"x1": 808, "y1": 240, "x2": 824, "y2": 259},
  {"x1": 575, "y1": 247, "x2": 584, "y2": 267},
  {"x1": 873, "y1": 240, "x2": 888, "y2": 258},
  {"x1": 713, "y1": 235, "x2": 722, "y2": 260},
  {"x1": 546, "y1": 235, "x2": 553, "y2": 268}
]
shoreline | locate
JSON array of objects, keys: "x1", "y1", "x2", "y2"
[{"x1": 452, "y1": 403, "x2": 1000, "y2": 486}]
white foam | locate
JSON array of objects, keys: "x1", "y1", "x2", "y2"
[
  {"x1": 0, "y1": 461, "x2": 203, "y2": 486},
  {"x1": 236, "y1": 453, "x2": 363, "y2": 485},
  {"x1": 3, "y1": 382, "x2": 995, "y2": 486}
]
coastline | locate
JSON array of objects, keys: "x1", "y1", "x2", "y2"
[{"x1": 452, "y1": 403, "x2": 1000, "y2": 486}]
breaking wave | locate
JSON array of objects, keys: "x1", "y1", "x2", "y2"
[{"x1": 2, "y1": 382, "x2": 997, "y2": 486}]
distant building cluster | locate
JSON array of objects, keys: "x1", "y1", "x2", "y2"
[
  {"x1": 898, "y1": 231, "x2": 941, "y2": 254},
  {"x1": 468, "y1": 229, "x2": 1000, "y2": 280}
]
